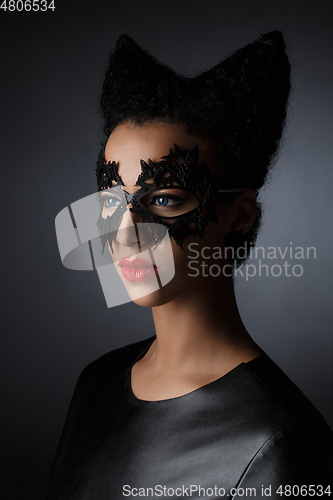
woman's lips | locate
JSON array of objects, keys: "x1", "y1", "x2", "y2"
[{"x1": 117, "y1": 258, "x2": 159, "y2": 282}]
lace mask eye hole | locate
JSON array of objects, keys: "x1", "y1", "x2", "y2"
[{"x1": 140, "y1": 188, "x2": 200, "y2": 218}]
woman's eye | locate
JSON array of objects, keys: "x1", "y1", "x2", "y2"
[
  {"x1": 141, "y1": 190, "x2": 199, "y2": 217},
  {"x1": 104, "y1": 197, "x2": 120, "y2": 208},
  {"x1": 153, "y1": 196, "x2": 179, "y2": 207}
]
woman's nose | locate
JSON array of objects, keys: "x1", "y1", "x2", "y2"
[{"x1": 115, "y1": 204, "x2": 146, "y2": 248}]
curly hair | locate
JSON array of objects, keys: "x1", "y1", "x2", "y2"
[{"x1": 100, "y1": 32, "x2": 291, "y2": 267}]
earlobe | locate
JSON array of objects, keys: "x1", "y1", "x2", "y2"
[{"x1": 230, "y1": 189, "x2": 257, "y2": 235}]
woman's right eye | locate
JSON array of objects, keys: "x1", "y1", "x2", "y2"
[{"x1": 104, "y1": 197, "x2": 121, "y2": 208}]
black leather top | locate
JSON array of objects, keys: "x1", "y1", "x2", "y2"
[{"x1": 46, "y1": 337, "x2": 333, "y2": 499}]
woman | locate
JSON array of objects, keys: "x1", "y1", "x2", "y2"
[{"x1": 48, "y1": 32, "x2": 333, "y2": 498}]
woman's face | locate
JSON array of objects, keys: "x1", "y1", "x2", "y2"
[{"x1": 103, "y1": 121, "x2": 249, "y2": 307}]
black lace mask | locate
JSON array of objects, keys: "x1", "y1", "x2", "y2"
[{"x1": 95, "y1": 144, "x2": 222, "y2": 252}]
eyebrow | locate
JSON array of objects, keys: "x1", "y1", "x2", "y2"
[
  {"x1": 100, "y1": 190, "x2": 122, "y2": 196},
  {"x1": 99, "y1": 185, "x2": 144, "y2": 197}
]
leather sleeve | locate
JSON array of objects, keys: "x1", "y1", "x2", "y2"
[{"x1": 232, "y1": 422, "x2": 333, "y2": 499}]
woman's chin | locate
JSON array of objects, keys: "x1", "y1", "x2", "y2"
[{"x1": 126, "y1": 286, "x2": 174, "y2": 308}]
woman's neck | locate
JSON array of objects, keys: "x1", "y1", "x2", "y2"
[
  {"x1": 152, "y1": 276, "x2": 259, "y2": 366},
  {"x1": 131, "y1": 276, "x2": 261, "y2": 401}
]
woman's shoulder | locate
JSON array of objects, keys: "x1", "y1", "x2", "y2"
[
  {"x1": 227, "y1": 354, "x2": 333, "y2": 492},
  {"x1": 74, "y1": 335, "x2": 155, "y2": 390},
  {"x1": 234, "y1": 420, "x2": 333, "y2": 496},
  {"x1": 244, "y1": 352, "x2": 331, "y2": 431},
  {"x1": 58, "y1": 336, "x2": 155, "y2": 424}
]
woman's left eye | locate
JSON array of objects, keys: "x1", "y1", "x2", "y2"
[
  {"x1": 141, "y1": 189, "x2": 199, "y2": 217},
  {"x1": 151, "y1": 195, "x2": 182, "y2": 207},
  {"x1": 154, "y1": 196, "x2": 177, "y2": 206}
]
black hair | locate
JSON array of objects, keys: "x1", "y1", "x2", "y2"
[{"x1": 100, "y1": 32, "x2": 291, "y2": 267}]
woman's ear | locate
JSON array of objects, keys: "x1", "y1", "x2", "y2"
[{"x1": 227, "y1": 189, "x2": 257, "y2": 235}]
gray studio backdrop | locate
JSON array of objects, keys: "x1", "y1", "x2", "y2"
[{"x1": 1, "y1": 1, "x2": 332, "y2": 498}]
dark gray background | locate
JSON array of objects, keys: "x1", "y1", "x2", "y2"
[{"x1": 1, "y1": 0, "x2": 332, "y2": 498}]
